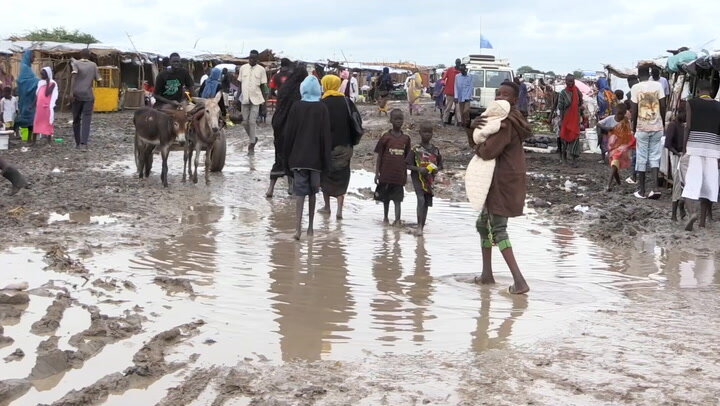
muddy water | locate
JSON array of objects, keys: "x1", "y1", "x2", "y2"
[{"x1": 2, "y1": 137, "x2": 719, "y2": 405}]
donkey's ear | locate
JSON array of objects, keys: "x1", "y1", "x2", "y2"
[{"x1": 213, "y1": 91, "x2": 223, "y2": 103}]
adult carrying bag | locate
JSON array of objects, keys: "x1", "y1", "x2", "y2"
[{"x1": 344, "y1": 97, "x2": 364, "y2": 145}]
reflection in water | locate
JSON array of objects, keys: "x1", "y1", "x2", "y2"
[
  {"x1": 371, "y1": 229, "x2": 404, "y2": 342},
  {"x1": 552, "y1": 227, "x2": 575, "y2": 261},
  {"x1": 404, "y1": 238, "x2": 436, "y2": 342},
  {"x1": 268, "y1": 208, "x2": 355, "y2": 361},
  {"x1": 471, "y1": 290, "x2": 528, "y2": 352},
  {"x1": 131, "y1": 205, "x2": 222, "y2": 278}
]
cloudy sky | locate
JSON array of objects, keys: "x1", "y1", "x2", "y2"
[{"x1": 3, "y1": 0, "x2": 717, "y2": 73}]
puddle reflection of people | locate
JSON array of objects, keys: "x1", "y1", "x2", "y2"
[
  {"x1": 268, "y1": 217, "x2": 354, "y2": 361},
  {"x1": 405, "y1": 237, "x2": 436, "y2": 341},
  {"x1": 471, "y1": 289, "x2": 528, "y2": 351},
  {"x1": 371, "y1": 228, "x2": 405, "y2": 342},
  {"x1": 468, "y1": 82, "x2": 532, "y2": 294}
]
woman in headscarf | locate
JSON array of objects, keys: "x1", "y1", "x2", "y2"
[
  {"x1": 267, "y1": 64, "x2": 308, "y2": 198},
  {"x1": 558, "y1": 74, "x2": 583, "y2": 166},
  {"x1": 377, "y1": 67, "x2": 393, "y2": 116},
  {"x1": 15, "y1": 50, "x2": 38, "y2": 140},
  {"x1": 338, "y1": 70, "x2": 350, "y2": 96},
  {"x1": 318, "y1": 74, "x2": 354, "y2": 220},
  {"x1": 407, "y1": 72, "x2": 423, "y2": 115},
  {"x1": 32, "y1": 67, "x2": 58, "y2": 144},
  {"x1": 198, "y1": 67, "x2": 227, "y2": 117},
  {"x1": 282, "y1": 75, "x2": 332, "y2": 240}
]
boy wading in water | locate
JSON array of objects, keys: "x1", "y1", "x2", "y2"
[
  {"x1": 282, "y1": 76, "x2": 332, "y2": 240},
  {"x1": 406, "y1": 123, "x2": 443, "y2": 236},
  {"x1": 469, "y1": 81, "x2": 532, "y2": 294},
  {"x1": 374, "y1": 109, "x2": 411, "y2": 225}
]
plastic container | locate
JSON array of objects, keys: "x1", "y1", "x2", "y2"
[
  {"x1": 19, "y1": 127, "x2": 29, "y2": 141},
  {"x1": 0, "y1": 132, "x2": 9, "y2": 150}
]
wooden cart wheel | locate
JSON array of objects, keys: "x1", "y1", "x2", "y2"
[{"x1": 209, "y1": 132, "x2": 226, "y2": 172}]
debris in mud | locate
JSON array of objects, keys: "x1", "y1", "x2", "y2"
[
  {"x1": 2, "y1": 281, "x2": 28, "y2": 291},
  {"x1": 154, "y1": 276, "x2": 195, "y2": 295},
  {"x1": 0, "y1": 325, "x2": 14, "y2": 348},
  {"x1": 203, "y1": 338, "x2": 217, "y2": 345},
  {"x1": 43, "y1": 244, "x2": 89, "y2": 274},
  {"x1": 4, "y1": 348, "x2": 26, "y2": 362},
  {"x1": 31, "y1": 293, "x2": 72, "y2": 335},
  {"x1": 91, "y1": 277, "x2": 121, "y2": 292},
  {"x1": 48, "y1": 321, "x2": 204, "y2": 406}
]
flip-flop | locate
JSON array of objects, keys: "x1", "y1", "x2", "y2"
[{"x1": 508, "y1": 285, "x2": 529, "y2": 295}]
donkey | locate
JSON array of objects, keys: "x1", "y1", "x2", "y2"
[
  {"x1": 184, "y1": 92, "x2": 223, "y2": 184},
  {"x1": 133, "y1": 106, "x2": 189, "y2": 187}
]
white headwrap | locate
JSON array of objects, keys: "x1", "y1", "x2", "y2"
[{"x1": 37, "y1": 67, "x2": 59, "y2": 124}]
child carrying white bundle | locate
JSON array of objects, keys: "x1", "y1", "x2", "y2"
[{"x1": 464, "y1": 99, "x2": 511, "y2": 211}]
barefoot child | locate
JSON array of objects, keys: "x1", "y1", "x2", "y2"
[
  {"x1": 406, "y1": 122, "x2": 443, "y2": 235},
  {"x1": 374, "y1": 109, "x2": 411, "y2": 225},
  {"x1": 1, "y1": 87, "x2": 18, "y2": 132},
  {"x1": 282, "y1": 76, "x2": 332, "y2": 240},
  {"x1": 597, "y1": 103, "x2": 635, "y2": 191}
]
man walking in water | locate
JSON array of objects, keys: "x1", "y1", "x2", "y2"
[
  {"x1": 239, "y1": 50, "x2": 268, "y2": 155},
  {"x1": 71, "y1": 49, "x2": 101, "y2": 148}
]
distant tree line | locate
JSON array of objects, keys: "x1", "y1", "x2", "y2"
[{"x1": 8, "y1": 27, "x2": 99, "y2": 44}]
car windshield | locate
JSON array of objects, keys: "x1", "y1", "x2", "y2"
[
  {"x1": 469, "y1": 70, "x2": 485, "y2": 88},
  {"x1": 486, "y1": 71, "x2": 512, "y2": 88}
]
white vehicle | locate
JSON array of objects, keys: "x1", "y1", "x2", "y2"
[{"x1": 462, "y1": 55, "x2": 514, "y2": 116}]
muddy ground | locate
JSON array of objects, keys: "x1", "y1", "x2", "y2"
[{"x1": 1, "y1": 100, "x2": 719, "y2": 405}]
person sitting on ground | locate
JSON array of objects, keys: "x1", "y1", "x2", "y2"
[
  {"x1": 406, "y1": 122, "x2": 443, "y2": 236},
  {"x1": 665, "y1": 100, "x2": 688, "y2": 221},
  {"x1": 153, "y1": 53, "x2": 194, "y2": 109},
  {"x1": 558, "y1": 74, "x2": 584, "y2": 166},
  {"x1": 469, "y1": 81, "x2": 532, "y2": 295},
  {"x1": 598, "y1": 103, "x2": 635, "y2": 192},
  {"x1": 374, "y1": 109, "x2": 411, "y2": 225},
  {"x1": 630, "y1": 65, "x2": 666, "y2": 199},
  {"x1": 282, "y1": 75, "x2": 332, "y2": 240},
  {"x1": 681, "y1": 81, "x2": 720, "y2": 231},
  {"x1": 0, "y1": 157, "x2": 28, "y2": 195}
]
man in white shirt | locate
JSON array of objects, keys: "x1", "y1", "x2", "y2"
[
  {"x1": 349, "y1": 72, "x2": 359, "y2": 102},
  {"x1": 238, "y1": 50, "x2": 268, "y2": 154}
]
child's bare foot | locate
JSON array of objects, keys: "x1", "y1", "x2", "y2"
[
  {"x1": 474, "y1": 273, "x2": 495, "y2": 285},
  {"x1": 508, "y1": 283, "x2": 530, "y2": 295},
  {"x1": 383, "y1": 218, "x2": 390, "y2": 225},
  {"x1": 293, "y1": 231, "x2": 301, "y2": 240},
  {"x1": 392, "y1": 220, "x2": 401, "y2": 227},
  {"x1": 414, "y1": 228, "x2": 424, "y2": 237},
  {"x1": 685, "y1": 215, "x2": 698, "y2": 231},
  {"x1": 318, "y1": 206, "x2": 331, "y2": 215},
  {"x1": 307, "y1": 228, "x2": 314, "y2": 237}
]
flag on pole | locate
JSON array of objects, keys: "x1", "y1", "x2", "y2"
[{"x1": 480, "y1": 36, "x2": 493, "y2": 49}]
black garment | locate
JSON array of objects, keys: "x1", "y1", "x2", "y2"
[
  {"x1": 321, "y1": 96, "x2": 353, "y2": 148},
  {"x1": 270, "y1": 75, "x2": 304, "y2": 179},
  {"x1": 283, "y1": 101, "x2": 332, "y2": 172},
  {"x1": 72, "y1": 99, "x2": 94, "y2": 146},
  {"x1": 664, "y1": 120, "x2": 686, "y2": 154},
  {"x1": 687, "y1": 98, "x2": 720, "y2": 134},
  {"x1": 221, "y1": 73, "x2": 231, "y2": 93},
  {"x1": 197, "y1": 81, "x2": 227, "y2": 116},
  {"x1": 154, "y1": 68, "x2": 194, "y2": 107}
]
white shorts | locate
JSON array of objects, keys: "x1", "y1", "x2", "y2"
[{"x1": 682, "y1": 155, "x2": 719, "y2": 202}]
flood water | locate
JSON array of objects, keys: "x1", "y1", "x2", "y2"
[{"x1": 2, "y1": 138, "x2": 719, "y2": 405}]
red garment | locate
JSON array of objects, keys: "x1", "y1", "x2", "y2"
[
  {"x1": 442, "y1": 67, "x2": 459, "y2": 96},
  {"x1": 560, "y1": 85, "x2": 581, "y2": 142}
]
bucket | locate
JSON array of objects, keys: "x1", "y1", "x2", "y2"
[
  {"x1": 0, "y1": 133, "x2": 9, "y2": 150},
  {"x1": 19, "y1": 127, "x2": 29, "y2": 141}
]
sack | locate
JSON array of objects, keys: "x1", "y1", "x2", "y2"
[
  {"x1": 344, "y1": 97, "x2": 364, "y2": 145},
  {"x1": 228, "y1": 101, "x2": 243, "y2": 123}
]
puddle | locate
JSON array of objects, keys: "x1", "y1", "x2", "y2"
[
  {"x1": 47, "y1": 211, "x2": 119, "y2": 225},
  {"x1": 3, "y1": 139, "x2": 719, "y2": 404}
]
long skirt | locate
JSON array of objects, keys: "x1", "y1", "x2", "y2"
[
  {"x1": 682, "y1": 155, "x2": 719, "y2": 202},
  {"x1": 33, "y1": 88, "x2": 54, "y2": 135},
  {"x1": 321, "y1": 145, "x2": 353, "y2": 196}
]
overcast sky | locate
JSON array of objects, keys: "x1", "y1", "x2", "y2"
[{"x1": 3, "y1": 0, "x2": 718, "y2": 73}]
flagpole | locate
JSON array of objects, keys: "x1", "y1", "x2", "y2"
[{"x1": 479, "y1": 16, "x2": 483, "y2": 56}]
